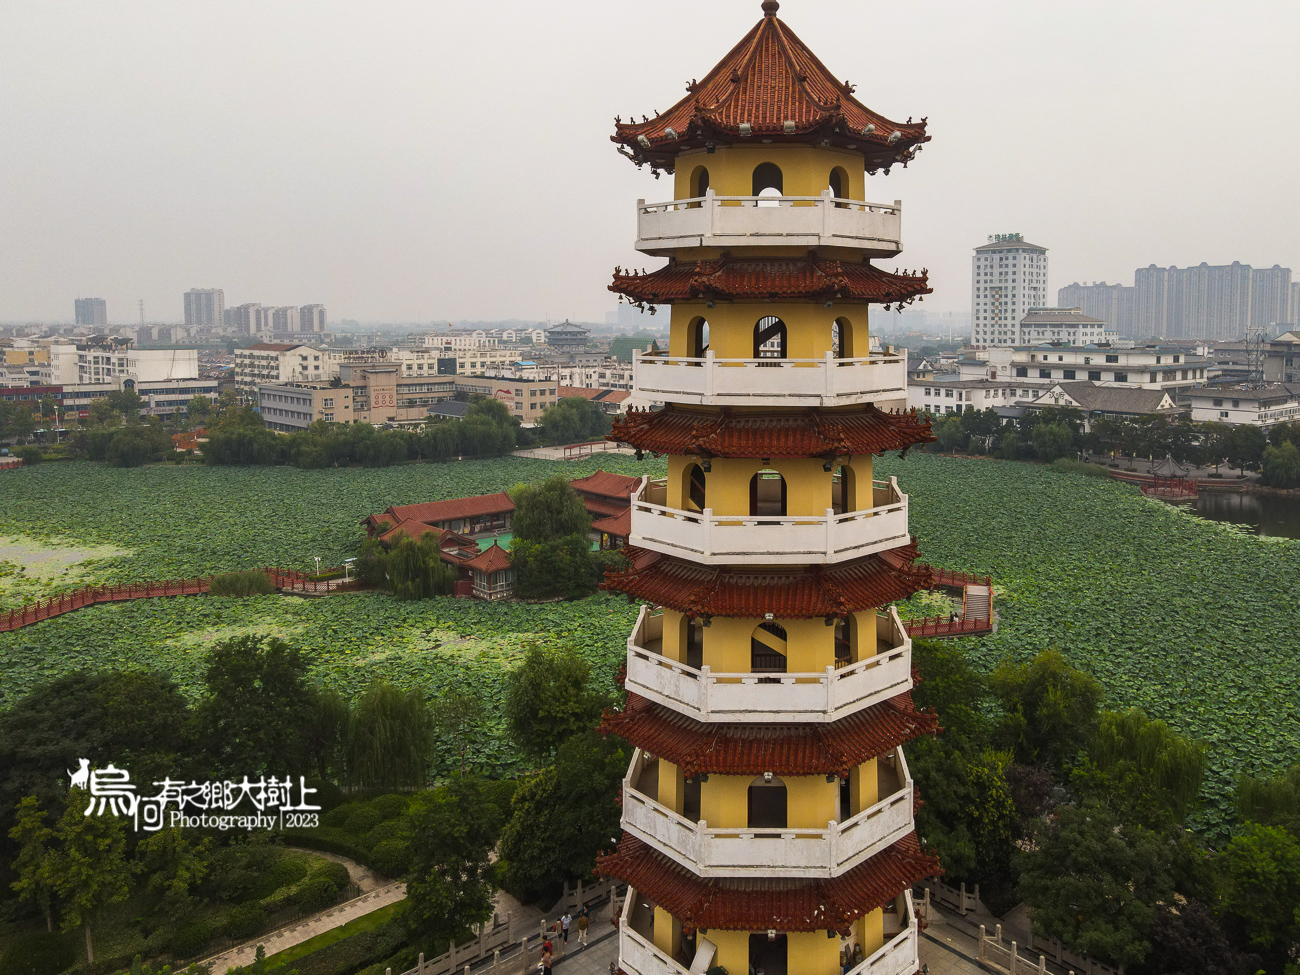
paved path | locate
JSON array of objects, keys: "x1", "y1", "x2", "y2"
[{"x1": 200, "y1": 881, "x2": 407, "y2": 975}]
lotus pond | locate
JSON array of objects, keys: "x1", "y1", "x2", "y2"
[{"x1": 1, "y1": 454, "x2": 1297, "y2": 835}]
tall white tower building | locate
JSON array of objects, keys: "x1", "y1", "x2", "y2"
[{"x1": 970, "y1": 235, "x2": 1048, "y2": 347}]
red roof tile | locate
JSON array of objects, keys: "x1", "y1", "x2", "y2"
[
  {"x1": 602, "y1": 544, "x2": 931, "y2": 618},
  {"x1": 379, "y1": 492, "x2": 514, "y2": 526},
  {"x1": 571, "y1": 470, "x2": 642, "y2": 500},
  {"x1": 601, "y1": 691, "x2": 936, "y2": 778},
  {"x1": 377, "y1": 519, "x2": 445, "y2": 546},
  {"x1": 612, "y1": 4, "x2": 929, "y2": 175},
  {"x1": 597, "y1": 832, "x2": 940, "y2": 932},
  {"x1": 609, "y1": 405, "x2": 935, "y2": 459},
  {"x1": 463, "y1": 542, "x2": 512, "y2": 574},
  {"x1": 611, "y1": 259, "x2": 930, "y2": 306},
  {"x1": 592, "y1": 508, "x2": 632, "y2": 539}
]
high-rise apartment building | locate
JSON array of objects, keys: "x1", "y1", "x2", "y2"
[
  {"x1": 1133, "y1": 263, "x2": 1293, "y2": 340},
  {"x1": 970, "y1": 235, "x2": 1049, "y2": 346},
  {"x1": 1057, "y1": 282, "x2": 1135, "y2": 337},
  {"x1": 1251, "y1": 265, "x2": 1293, "y2": 330},
  {"x1": 74, "y1": 298, "x2": 107, "y2": 327},
  {"x1": 271, "y1": 306, "x2": 300, "y2": 334},
  {"x1": 183, "y1": 288, "x2": 225, "y2": 328},
  {"x1": 299, "y1": 304, "x2": 327, "y2": 332}
]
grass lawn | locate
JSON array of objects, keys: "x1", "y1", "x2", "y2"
[{"x1": 264, "y1": 902, "x2": 406, "y2": 969}]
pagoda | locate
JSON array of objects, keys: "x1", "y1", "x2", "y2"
[{"x1": 596, "y1": 5, "x2": 942, "y2": 975}]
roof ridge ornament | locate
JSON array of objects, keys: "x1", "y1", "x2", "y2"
[{"x1": 761, "y1": 0, "x2": 779, "y2": 15}]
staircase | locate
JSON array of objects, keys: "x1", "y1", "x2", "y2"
[{"x1": 962, "y1": 584, "x2": 992, "y2": 626}]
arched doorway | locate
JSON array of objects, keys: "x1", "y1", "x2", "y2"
[
  {"x1": 749, "y1": 469, "x2": 786, "y2": 517},
  {"x1": 748, "y1": 933, "x2": 788, "y2": 975},
  {"x1": 832, "y1": 316, "x2": 855, "y2": 359},
  {"x1": 747, "y1": 775, "x2": 788, "y2": 828},
  {"x1": 686, "y1": 317, "x2": 710, "y2": 358},
  {"x1": 753, "y1": 162, "x2": 783, "y2": 207},
  {"x1": 684, "y1": 462, "x2": 707, "y2": 512},
  {"x1": 684, "y1": 616, "x2": 704, "y2": 670},
  {"x1": 831, "y1": 463, "x2": 856, "y2": 514},
  {"x1": 829, "y1": 166, "x2": 849, "y2": 208},
  {"x1": 753, "y1": 316, "x2": 787, "y2": 360},
  {"x1": 833, "y1": 615, "x2": 857, "y2": 668},
  {"x1": 689, "y1": 166, "x2": 710, "y2": 206},
  {"x1": 751, "y1": 621, "x2": 787, "y2": 675}
]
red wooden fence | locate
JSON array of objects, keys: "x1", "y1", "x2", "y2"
[
  {"x1": 0, "y1": 567, "x2": 360, "y2": 633},
  {"x1": 925, "y1": 566, "x2": 993, "y2": 590},
  {"x1": 904, "y1": 615, "x2": 993, "y2": 638}
]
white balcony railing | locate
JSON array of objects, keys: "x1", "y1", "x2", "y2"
[
  {"x1": 620, "y1": 890, "x2": 694, "y2": 975},
  {"x1": 622, "y1": 747, "x2": 914, "y2": 878},
  {"x1": 630, "y1": 476, "x2": 909, "y2": 566},
  {"x1": 624, "y1": 604, "x2": 912, "y2": 724},
  {"x1": 633, "y1": 350, "x2": 907, "y2": 408},
  {"x1": 618, "y1": 885, "x2": 918, "y2": 975},
  {"x1": 635, "y1": 190, "x2": 902, "y2": 256}
]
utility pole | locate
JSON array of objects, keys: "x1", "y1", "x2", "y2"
[{"x1": 1246, "y1": 325, "x2": 1267, "y2": 387}]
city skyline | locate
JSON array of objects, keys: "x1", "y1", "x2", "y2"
[{"x1": 2, "y1": 0, "x2": 1298, "y2": 323}]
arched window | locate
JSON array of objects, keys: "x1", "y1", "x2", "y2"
[
  {"x1": 686, "y1": 317, "x2": 710, "y2": 358},
  {"x1": 747, "y1": 775, "x2": 788, "y2": 829},
  {"x1": 749, "y1": 469, "x2": 786, "y2": 517},
  {"x1": 832, "y1": 316, "x2": 855, "y2": 359},
  {"x1": 753, "y1": 162, "x2": 783, "y2": 207},
  {"x1": 684, "y1": 462, "x2": 707, "y2": 512},
  {"x1": 752, "y1": 162, "x2": 783, "y2": 195},
  {"x1": 751, "y1": 621, "x2": 787, "y2": 674},
  {"x1": 831, "y1": 463, "x2": 856, "y2": 514},
  {"x1": 753, "y1": 316, "x2": 786, "y2": 360}
]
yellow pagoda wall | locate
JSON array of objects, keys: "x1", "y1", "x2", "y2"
[
  {"x1": 672, "y1": 145, "x2": 868, "y2": 200},
  {"x1": 665, "y1": 455, "x2": 875, "y2": 514},
  {"x1": 659, "y1": 608, "x2": 881, "y2": 668},
  {"x1": 667, "y1": 302, "x2": 870, "y2": 360}
]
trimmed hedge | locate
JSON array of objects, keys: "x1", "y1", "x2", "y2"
[{"x1": 264, "y1": 916, "x2": 408, "y2": 975}]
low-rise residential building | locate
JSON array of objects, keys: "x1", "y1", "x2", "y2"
[
  {"x1": 335, "y1": 364, "x2": 455, "y2": 425},
  {"x1": 1265, "y1": 331, "x2": 1300, "y2": 384},
  {"x1": 1, "y1": 378, "x2": 218, "y2": 419},
  {"x1": 47, "y1": 341, "x2": 200, "y2": 385},
  {"x1": 258, "y1": 382, "x2": 353, "y2": 432},
  {"x1": 1017, "y1": 307, "x2": 1107, "y2": 346},
  {"x1": 955, "y1": 343, "x2": 1211, "y2": 395},
  {"x1": 494, "y1": 357, "x2": 635, "y2": 391},
  {"x1": 909, "y1": 377, "x2": 1037, "y2": 416},
  {"x1": 1025, "y1": 382, "x2": 1183, "y2": 430},
  {"x1": 1186, "y1": 384, "x2": 1300, "y2": 428},
  {"x1": 453, "y1": 376, "x2": 558, "y2": 424},
  {"x1": 233, "y1": 344, "x2": 326, "y2": 398},
  {"x1": 557, "y1": 386, "x2": 631, "y2": 413}
]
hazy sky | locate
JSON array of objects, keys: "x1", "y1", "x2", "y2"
[{"x1": 3, "y1": 0, "x2": 1298, "y2": 325}]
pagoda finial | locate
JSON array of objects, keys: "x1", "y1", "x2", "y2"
[{"x1": 761, "y1": 0, "x2": 779, "y2": 16}]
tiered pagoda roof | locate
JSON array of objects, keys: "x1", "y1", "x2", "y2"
[
  {"x1": 611, "y1": 258, "x2": 930, "y2": 307},
  {"x1": 612, "y1": 1, "x2": 928, "y2": 174},
  {"x1": 610, "y1": 404, "x2": 934, "y2": 459},
  {"x1": 601, "y1": 690, "x2": 937, "y2": 778},
  {"x1": 603, "y1": 544, "x2": 931, "y2": 617},
  {"x1": 597, "y1": 833, "x2": 940, "y2": 933},
  {"x1": 462, "y1": 541, "x2": 512, "y2": 575}
]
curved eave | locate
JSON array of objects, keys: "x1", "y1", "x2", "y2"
[
  {"x1": 596, "y1": 832, "x2": 940, "y2": 933},
  {"x1": 600, "y1": 542, "x2": 933, "y2": 618},
  {"x1": 610, "y1": 259, "x2": 931, "y2": 306},
  {"x1": 600, "y1": 689, "x2": 938, "y2": 778},
  {"x1": 610, "y1": 10, "x2": 928, "y2": 174},
  {"x1": 608, "y1": 404, "x2": 937, "y2": 460}
]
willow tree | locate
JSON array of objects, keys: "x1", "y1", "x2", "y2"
[
  {"x1": 1078, "y1": 709, "x2": 1206, "y2": 827},
  {"x1": 347, "y1": 681, "x2": 433, "y2": 790},
  {"x1": 386, "y1": 532, "x2": 456, "y2": 600},
  {"x1": 1237, "y1": 762, "x2": 1300, "y2": 835}
]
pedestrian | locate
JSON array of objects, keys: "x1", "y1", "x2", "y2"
[
  {"x1": 560, "y1": 911, "x2": 572, "y2": 948},
  {"x1": 577, "y1": 906, "x2": 589, "y2": 947},
  {"x1": 540, "y1": 940, "x2": 552, "y2": 975}
]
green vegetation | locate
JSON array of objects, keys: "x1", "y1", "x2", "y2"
[
  {"x1": 876, "y1": 451, "x2": 1300, "y2": 839},
  {"x1": 509, "y1": 475, "x2": 606, "y2": 599},
  {"x1": 263, "y1": 902, "x2": 405, "y2": 969},
  {"x1": 208, "y1": 571, "x2": 276, "y2": 597},
  {"x1": 532, "y1": 397, "x2": 612, "y2": 447},
  {"x1": 504, "y1": 647, "x2": 609, "y2": 762}
]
